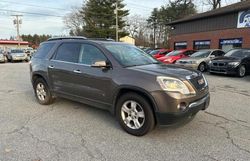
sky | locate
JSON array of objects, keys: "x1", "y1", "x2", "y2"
[{"x1": 0, "y1": 0, "x2": 240, "y2": 39}]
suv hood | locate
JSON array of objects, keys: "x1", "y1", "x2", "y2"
[{"x1": 128, "y1": 64, "x2": 200, "y2": 80}]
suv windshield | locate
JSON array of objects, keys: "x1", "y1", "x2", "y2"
[
  {"x1": 225, "y1": 49, "x2": 250, "y2": 58},
  {"x1": 191, "y1": 51, "x2": 210, "y2": 58},
  {"x1": 103, "y1": 44, "x2": 158, "y2": 67},
  {"x1": 167, "y1": 50, "x2": 182, "y2": 56},
  {"x1": 11, "y1": 50, "x2": 24, "y2": 53}
]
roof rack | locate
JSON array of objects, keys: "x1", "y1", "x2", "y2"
[
  {"x1": 47, "y1": 36, "x2": 87, "y2": 41},
  {"x1": 88, "y1": 38, "x2": 115, "y2": 41}
]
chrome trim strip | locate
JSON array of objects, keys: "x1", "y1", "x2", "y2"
[{"x1": 189, "y1": 95, "x2": 209, "y2": 108}]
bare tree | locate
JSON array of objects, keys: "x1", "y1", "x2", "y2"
[
  {"x1": 205, "y1": 0, "x2": 222, "y2": 9},
  {"x1": 63, "y1": 7, "x2": 85, "y2": 35}
]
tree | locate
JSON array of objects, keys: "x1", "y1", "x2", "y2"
[
  {"x1": 205, "y1": 0, "x2": 221, "y2": 9},
  {"x1": 64, "y1": 0, "x2": 129, "y2": 39},
  {"x1": 146, "y1": 0, "x2": 197, "y2": 48},
  {"x1": 21, "y1": 34, "x2": 52, "y2": 48}
]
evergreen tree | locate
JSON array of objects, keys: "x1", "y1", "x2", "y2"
[{"x1": 66, "y1": 0, "x2": 129, "y2": 39}]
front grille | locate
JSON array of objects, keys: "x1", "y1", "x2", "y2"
[
  {"x1": 212, "y1": 62, "x2": 226, "y2": 67},
  {"x1": 189, "y1": 75, "x2": 206, "y2": 91}
]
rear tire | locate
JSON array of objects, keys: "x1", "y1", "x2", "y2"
[
  {"x1": 34, "y1": 78, "x2": 54, "y2": 105},
  {"x1": 237, "y1": 65, "x2": 246, "y2": 77},
  {"x1": 116, "y1": 93, "x2": 155, "y2": 136}
]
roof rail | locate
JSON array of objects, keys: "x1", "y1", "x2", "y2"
[
  {"x1": 87, "y1": 38, "x2": 115, "y2": 41},
  {"x1": 47, "y1": 36, "x2": 87, "y2": 41}
]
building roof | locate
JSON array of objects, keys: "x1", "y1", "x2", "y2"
[
  {"x1": 167, "y1": 1, "x2": 250, "y2": 25},
  {"x1": 0, "y1": 40, "x2": 29, "y2": 45}
]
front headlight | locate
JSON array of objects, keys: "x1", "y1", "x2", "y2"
[
  {"x1": 157, "y1": 76, "x2": 195, "y2": 95},
  {"x1": 228, "y1": 62, "x2": 240, "y2": 66}
]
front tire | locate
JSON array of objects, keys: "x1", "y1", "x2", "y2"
[
  {"x1": 237, "y1": 65, "x2": 246, "y2": 77},
  {"x1": 198, "y1": 63, "x2": 206, "y2": 72},
  {"x1": 34, "y1": 78, "x2": 54, "y2": 105},
  {"x1": 116, "y1": 93, "x2": 155, "y2": 136}
]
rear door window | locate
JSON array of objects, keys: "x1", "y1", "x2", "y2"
[
  {"x1": 33, "y1": 43, "x2": 55, "y2": 59},
  {"x1": 54, "y1": 43, "x2": 81, "y2": 63}
]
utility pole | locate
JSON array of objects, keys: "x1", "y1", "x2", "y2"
[
  {"x1": 115, "y1": 1, "x2": 119, "y2": 42},
  {"x1": 11, "y1": 15, "x2": 23, "y2": 48}
]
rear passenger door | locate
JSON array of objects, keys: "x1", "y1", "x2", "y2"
[{"x1": 48, "y1": 42, "x2": 82, "y2": 95}]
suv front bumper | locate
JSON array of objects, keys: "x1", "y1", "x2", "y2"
[{"x1": 155, "y1": 94, "x2": 210, "y2": 125}]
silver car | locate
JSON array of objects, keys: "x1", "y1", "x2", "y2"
[
  {"x1": 7, "y1": 49, "x2": 28, "y2": 62},
  {"x1": 176, "y1": 49, "x2": 225, "y2": 72},
  {"x1": 0, "y1": 50, "x2": 7, "y2": 63}
]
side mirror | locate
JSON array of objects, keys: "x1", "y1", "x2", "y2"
[
  {"x1": 210, "y1": 55, "x2": 215, "y2": 59},
  {"x1": 91, "y1": 60, "x2": 110, "y2": 68}
]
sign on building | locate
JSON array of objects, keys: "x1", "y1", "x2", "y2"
[{"x1": 237, "y1": 10, "x2": 250, "y2": 28}]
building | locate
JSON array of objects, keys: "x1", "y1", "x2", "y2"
[
  {"x1": 167, "y1": 1, "x2": 250, "y2": 52},
  {"x1": 119, "y1": 36, "x2": 135, "y2": 45},
  {"x1": 0, "y1": 40, "x2": 29, "y2": 51}
]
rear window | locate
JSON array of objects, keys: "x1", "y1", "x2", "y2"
[{"x1": 33, "y1": 43, "x2": 55, "y2": 59}]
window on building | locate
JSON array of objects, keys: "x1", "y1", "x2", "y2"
[
  {"x1": 193, "y1": 40, "x2": 211, "y2": 50},
  {"x1": 219, "y1": 38, "x2": 242, "y2": 52},
  {"x1": 174, "y1": 42, "x2": 187, "y2": 50}
]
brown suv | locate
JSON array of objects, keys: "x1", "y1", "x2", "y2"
[{"x1": 30, "y1": 37, "x2": 210, "y2": 136}]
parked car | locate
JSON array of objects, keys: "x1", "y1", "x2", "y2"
[
  {"x1": 7, "y1": 49, "x2": 29, "y2": 62},
  {"x1": 157, "y1": 49, "x2": 196, "y2": 64},
  {"x1": 176, "y1": 49, "x2": 225, "y2": 72},
  {"x1": 209, "y1": 48, "x2": 250, "y2": 77},
  {"x1": 30, "y1": 37, "x2": 210, "y2": 136},
  {"x1": 0, "y1": 49, "x2": 7, "y2": 63},
  {"x1": 149, "y1": 49, "x2": 172, "y2": 59},
  {"x1": 143, "y1": 48, "x2": 154, "y2": 54}
]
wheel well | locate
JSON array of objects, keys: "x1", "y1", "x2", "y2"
[
  {"x1": 32, "y1": 74, "x2": 46, "y2": 88},
  {"x1": 114, "y1": 88, "x2": 157, "y2": 122}
]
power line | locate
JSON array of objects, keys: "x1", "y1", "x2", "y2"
[
  {"x1": 0, "y1": 0, "x2": 68, "y2": 11},
  {"x1": 0, "y1": 9, "x2": 64, "y2": 17}
]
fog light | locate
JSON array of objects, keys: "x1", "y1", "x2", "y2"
[{"x1": 177, "y1": 102, "x2": 187, "y2": 111}]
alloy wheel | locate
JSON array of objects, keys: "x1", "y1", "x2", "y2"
[
  {"x1": 121, "y1": 100, "x2": 145, "y2": 129},
  {"x1": 239, "y1": 66, "x2": 246, "y2": 77},
  {"x1": 36, "y1": 83, "x2": 47, "y2": 101}
]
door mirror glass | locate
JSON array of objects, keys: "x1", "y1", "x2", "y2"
[
  {"x1": 91, "y1": 60, "x2": 110, "y2": 68},
  {"x1": 210, "y1": 55, "x2": 215, "y2": 58}
]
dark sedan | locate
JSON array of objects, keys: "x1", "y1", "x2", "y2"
[{"x1": 209, "y1": 48, "x2": 250, "y2": 77}]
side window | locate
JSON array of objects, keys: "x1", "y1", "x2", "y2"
[
  {"x1": 54, "y1": 43, "x2": 81, "y2": 63},
  {"x1": 79, "y1": 44, "x2": 107, "y2": 65},
  {"x1": 211, "y1": 51, "x2": 217, "y2": 56},
  {"x1": 218, "y1": 51, "x2": 225, "y2": 56},
  {"x1": 184, "y1": 51, "x2": 193, "y2": 56},
  {"x1": 33, "y1": 43, "x2": 55, "y2": 59}
]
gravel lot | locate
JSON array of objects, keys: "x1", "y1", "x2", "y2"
[{"x1": 0, "y1": 63, "x2": 250, "y2": 161}]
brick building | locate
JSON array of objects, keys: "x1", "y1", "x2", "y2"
[{"x1": 167, "y1": 1, "x2": 250, "y2": 52}]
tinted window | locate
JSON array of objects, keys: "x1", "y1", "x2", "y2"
[
  {"x1": 191, "y1": 51, "x2": 210, "y2": 58},
  {"x1": 149, "y1": 50, "x2": 160, "y2": 55},
  {"x1": 167, "y1": 50, "x2": 182, "y2": 56},
  {"x1": 55, "y1": 43, "x2": 81, "y2": 63},
  {"x1": 103, "y1": 44, "x2": 158, "y2": 67},
  {"x1": 225, "y1": 49, "x2": 250, "y2": 58},
  {"x1": 34, "y1": 43, "x2": 55, "y2": 59},
  {"x1": 79, "y1": 44, "x2": 107, "y2": 65}
]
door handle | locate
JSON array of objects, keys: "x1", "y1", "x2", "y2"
[
  {"x1": 73, "y1": 69, "x2": 82, "y2": 74},
  {"x1": 48, "y1": 65, "x2": 54, "y2": 69}
]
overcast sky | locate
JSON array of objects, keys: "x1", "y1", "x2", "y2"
[{"x1": 0, "y1": 0, "x2": 240, "y2": 39}]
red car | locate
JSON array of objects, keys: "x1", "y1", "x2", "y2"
[
  {"x1": 149, "y1": 49, "x2": 172, "y2": 59},
  {"x1": 157, "y1": 49, "x2": 196, "y2": 64}
]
